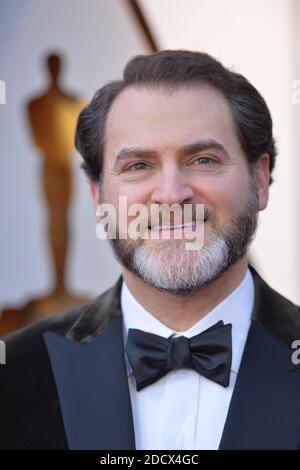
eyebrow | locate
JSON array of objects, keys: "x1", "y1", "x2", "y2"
[{"x1": 112, "y1": 138, "x2": 230, "y2": 171}]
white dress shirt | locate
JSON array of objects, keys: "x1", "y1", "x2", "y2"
[{"x1": 121, "y1": 268, "x2": 255, "y2": 450}]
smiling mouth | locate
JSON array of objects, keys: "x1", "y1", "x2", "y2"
[{"x1": 148, "y1": 219, "x2": 207, "y2": 231}]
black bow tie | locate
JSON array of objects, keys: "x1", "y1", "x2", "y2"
[{"x1": 125, "y1": 321, "x2": 232, "y2": 391}]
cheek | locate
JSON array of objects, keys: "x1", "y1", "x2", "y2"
[
  {"x1": 198, "y1": 172, "x2": 250, "y2": 221},
  {"x1": 106, "y1": 177, "x2": 152, "y2": 204},
  {"x1": 103, "y1": 180, "x2": 151, "y2": 227}
]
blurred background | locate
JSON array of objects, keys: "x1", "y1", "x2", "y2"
[{"x1": 0, "y1": 0, "x2": 299, "y2": 334}]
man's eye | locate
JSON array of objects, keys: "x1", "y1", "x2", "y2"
[
  {"x1": 194, "y1": 156, "x2": 215, "y2": 165},
  {"x1": 126, "y1": 162, "x2": 148, "y2": 171}
]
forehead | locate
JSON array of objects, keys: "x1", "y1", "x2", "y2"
[{"x1": 104, "y1": 84, "x2": 242, "y2": 159}]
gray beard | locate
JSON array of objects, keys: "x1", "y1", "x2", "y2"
[{"x1": 108, "y1": 178, "x2": 259, "y2": 296}]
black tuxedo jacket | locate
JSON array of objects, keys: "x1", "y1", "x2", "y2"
[{"x1": 1, "y1": 265, "x2": 300, "y2": 450}]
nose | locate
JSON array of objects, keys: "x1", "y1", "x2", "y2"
[{"x1": 151, "y1": 165, "x2": 194, "y2": 206}]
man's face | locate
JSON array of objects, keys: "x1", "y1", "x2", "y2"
[{"x1": 93, "y1": 84, "x2": 269, "y2": 294}]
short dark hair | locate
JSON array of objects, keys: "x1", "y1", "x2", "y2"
[{"x1": 75, "y1": 50, "x2": 277, "y2": 184}]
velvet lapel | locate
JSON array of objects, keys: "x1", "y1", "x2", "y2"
[
  {"x1": 43, "y1": 276, "x2": 136, "y2": 450},
  {"x1": 219, "y1": 266, "x2": 300, "y2": 449}
]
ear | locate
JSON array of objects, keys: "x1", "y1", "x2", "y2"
[
  {"x1": 89, "y1": 181, "x2": 101, "y2": 222},
  {"x1": 253, "y1": 153, "x2": 270, "y2": 211}
]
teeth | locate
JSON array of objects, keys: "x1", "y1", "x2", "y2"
[{"x1": 149, "y1": 222, "x2": 196, "y2": 231}]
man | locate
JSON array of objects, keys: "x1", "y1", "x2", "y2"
[{"x1": 1, "y1": 50, "x2": 300, "y2": 450}]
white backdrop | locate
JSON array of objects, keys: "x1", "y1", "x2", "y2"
[{"x1": 0, "y1": 0, "x2": 147, "y2": 307}]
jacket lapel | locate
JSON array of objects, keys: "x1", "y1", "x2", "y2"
[
  {"x1": 43, "y1": 266, "x2": 300, "y2": 450},
  {"x1": 43, "y1": 276, "x2": 136, "y2": 450},
  {"x1": 219, "y1": 266, "x2": 300, "y2": 449}
]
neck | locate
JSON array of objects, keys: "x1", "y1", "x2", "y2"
[
  {"x1": 122, "y1": 257, "x2": 249, "y2": 332},
  {"x1": 49, "y1": 80, "x2": 60, "y2": 91}
]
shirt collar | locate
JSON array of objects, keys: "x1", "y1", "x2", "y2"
[{"x1": 121, "y1": 268, "x2": 254, "y2": 378}]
